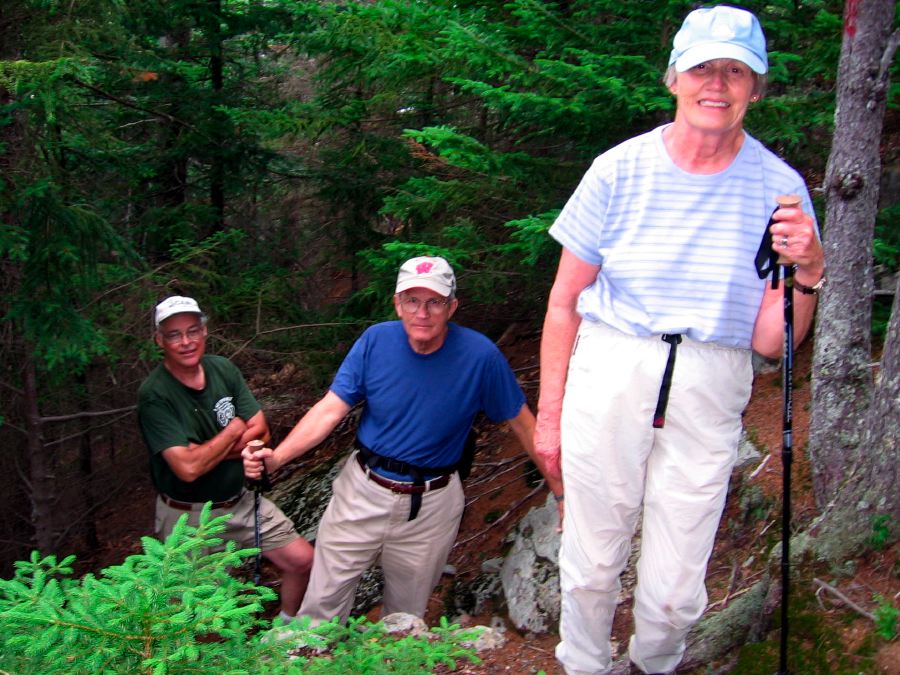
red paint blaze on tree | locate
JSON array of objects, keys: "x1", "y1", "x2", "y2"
[{"x1": 844, "y1": 0, "x2": 860, "y2": 37}]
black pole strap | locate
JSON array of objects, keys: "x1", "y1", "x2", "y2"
[
  {"x1": 756, "y1": 206, "x2": 784, "y2": 289},
  {"x1": 653, "y1": 334, "x2": 682, "y2": 429}
]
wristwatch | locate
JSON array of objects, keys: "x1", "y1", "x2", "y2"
[{"x1": 794, "y1": 274, "x2": 826, "y2": 295}]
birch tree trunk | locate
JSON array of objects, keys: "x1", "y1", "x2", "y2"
[{"x1": 808, "y1": 0, "x2": 898, "y2": 556}]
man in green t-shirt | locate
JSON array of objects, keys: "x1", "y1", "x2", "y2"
[{"x1": 138, "y1": 295, "x2": 313, "y2": 623}]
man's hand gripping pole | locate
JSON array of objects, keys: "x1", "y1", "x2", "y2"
[{"x1": 246, "y1": 440, "x2": 273, "y2": 586}]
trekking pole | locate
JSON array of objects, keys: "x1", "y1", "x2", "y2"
[
  {"x1": 246, "y1": 440, "x2": 272, "y2": 586},
  {"x1": 775, "y1": 194, "x2": 800, "y2": 675}
]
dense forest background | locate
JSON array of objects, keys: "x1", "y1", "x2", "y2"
[{"x1": 0, "y1": 0, "x2": 897, "y2": 591}]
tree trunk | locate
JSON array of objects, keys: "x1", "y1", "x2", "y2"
[
  {"x1": 812, "y1": 277, "x2": 900, "y2": 560},
  {"x1": 808, "y1": 0, "x2": 896, "y2": 510},
  {"x1": 78, "y1": 373, "x2": 99, "y2": 550},
  {"x1": 24, "y1": 355, "x2": 55, "y2": 552},
  {"x1": 207, "y1": 0, "x2": 226, "y2": 235}
]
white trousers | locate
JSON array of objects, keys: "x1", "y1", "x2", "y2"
[
  {"x1": 556, "y1": 321, "x2": 752, "y2": 675},
  {"x1": 299, "y1": 451, "x2": 465, "y2": 623}
]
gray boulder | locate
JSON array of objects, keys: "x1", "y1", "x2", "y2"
[{"x1": 500, "y1": 493, "x2": 561, "y2": 633}]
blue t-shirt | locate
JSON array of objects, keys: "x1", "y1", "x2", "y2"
[{"x1": 330, "y1": 321, "x2": 526, "y2": 479}]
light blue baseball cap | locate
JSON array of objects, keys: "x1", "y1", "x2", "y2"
[{"x1": 669, "y1": 6, "x2": 768, "y2": 74}]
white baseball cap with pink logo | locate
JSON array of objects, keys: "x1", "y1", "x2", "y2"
[{"x1": 395, "y1": 256, "x2": 457, "y2": 297}]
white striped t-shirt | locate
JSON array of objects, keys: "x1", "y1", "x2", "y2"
[{"x1": 549, "y1": 125, "x2": 816, "y2": 349}]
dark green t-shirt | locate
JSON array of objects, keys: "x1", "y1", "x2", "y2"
[{"x1": 137, "y1": 355, "x2": 261, "y2": 502}]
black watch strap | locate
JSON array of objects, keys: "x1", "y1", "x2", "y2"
[{"x1": 794, "y1": 275, "x2": 826, "y2": 295}]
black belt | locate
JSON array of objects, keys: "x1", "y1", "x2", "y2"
[
  {"x1": 653, "y1": 334, "x2": 682, "y2": 428},
  {"x1": 356, "y1": 453, "x2": 451, "y2": 494},
  {"x1": 355, "y1": 441, "x2": 458, "y2": 521},
  {"x1": 159, "y1": 492, "x2": 244, "y2": 511}
]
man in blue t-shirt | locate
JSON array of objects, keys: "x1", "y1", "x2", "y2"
[{"x1": 244, "y1": 256, "x2": 563, "y2": 623}]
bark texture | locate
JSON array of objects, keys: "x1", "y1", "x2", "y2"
[
  {"x1": 808, "y1": 0, "x2": 897, "y2": 511},
  {"x1": 812, "y1": 278, "x2": 900, "y2": 561}
]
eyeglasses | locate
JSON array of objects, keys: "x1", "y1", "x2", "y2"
[
  {"x1": 399, "y1": 296, "x2": 451, "y2": 315},
  {"x1": 160, "y1": 325, "x2": 206, "y2": 344}
]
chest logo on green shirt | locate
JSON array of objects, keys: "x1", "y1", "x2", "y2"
[{"x1": 213, "y1": 397, "x2": 236, "y2": 427}]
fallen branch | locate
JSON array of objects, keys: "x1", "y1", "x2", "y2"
[
  {"x1": 758, "y1": 519, "x2": 776, "y2": 537},
  {"x1": 228, "y1": 322, "x2": 363, "y2": 359},
  {"x1": 470, "y1": 454, "x2": 527, "y2": 471},
  {"x1": 465, "y1": 466, "x2": 537, "y2": 507},
  {"x1": 523, "y1": 642, "x2": 553, "y2": 656},
  {"x1": 706, "y1": 584, "x2": 754, "y2": 611},
  {"x1": 466, "y1": 454, "x2": 532, "y2": 489},
  {"x1": 703, "y1": 554, "x2": 768, "y2": 611},
  {"x1": 750, "y1": 518, "x2": 776, "y2": 548},
  {"x1": 39, "y1": 405, "x2": 136, "y2": 424},
  {"x1": 709, "y1": 560, "x2": 740, "y2": 609},
  {"x1": 813, "y1": 577, "x2": 876, "y2": 621},
  {"x1": 44, "y1": 411, "x2": 135, "y2": 448},
  {"x1": 748, "y1": 454, "x2": 771, "y2": 480},
  {"x1": 453, "y1": 482, "x2": 545, "y2": 549}
]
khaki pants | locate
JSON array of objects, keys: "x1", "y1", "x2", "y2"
[
  {"x1": 299, "y1": 452, "x2": 465, "y2": 623},
  {"x1": 556, "y1": 320, "x2": 752, "y2": 675}
]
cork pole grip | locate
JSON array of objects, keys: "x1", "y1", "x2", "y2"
[{"x1": 776, "y1": 194, "x2": 802, "y2": 265}]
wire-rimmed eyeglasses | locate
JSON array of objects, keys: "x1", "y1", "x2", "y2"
[
  {"x1": 398, "y1": 296, "x2": 451, "y2": 315},
  {"x1": 160, "y1": 325, "x2": 206, "y2": 344}
]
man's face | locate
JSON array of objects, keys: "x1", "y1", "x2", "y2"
[
  {"x1": 155, "y1": 312, "x2": 207, "y2": 369},
  {"x1": 393, "y1": 287, "x2": 458, "y2": 354}
]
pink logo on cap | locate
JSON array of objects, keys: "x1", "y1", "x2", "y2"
[{"x1": 416, "y1": 262, "x2": 434, "y2": 274}]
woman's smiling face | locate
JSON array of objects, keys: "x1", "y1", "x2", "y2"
[{"x1": 669, "y1": 59, "x2": 758, "y2": 137}]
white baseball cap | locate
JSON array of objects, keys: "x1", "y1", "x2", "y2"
[
  {"x1": 669, "y1": 6, "x2": 768, "y2": 75},
  {"x1": 395, "y1": 256, "x2": 457, "y2": 297},
  {"x1": 154, "y1": 296, "x2": 204, "y2": 327}
]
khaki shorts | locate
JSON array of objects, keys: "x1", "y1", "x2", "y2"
[{"x1": 155, "y1": 491, "x2": 300, "y2": 552}]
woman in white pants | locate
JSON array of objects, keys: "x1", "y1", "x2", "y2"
[{"x1": 535, "y1": 6, "x2": 825, "y2": 674}]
